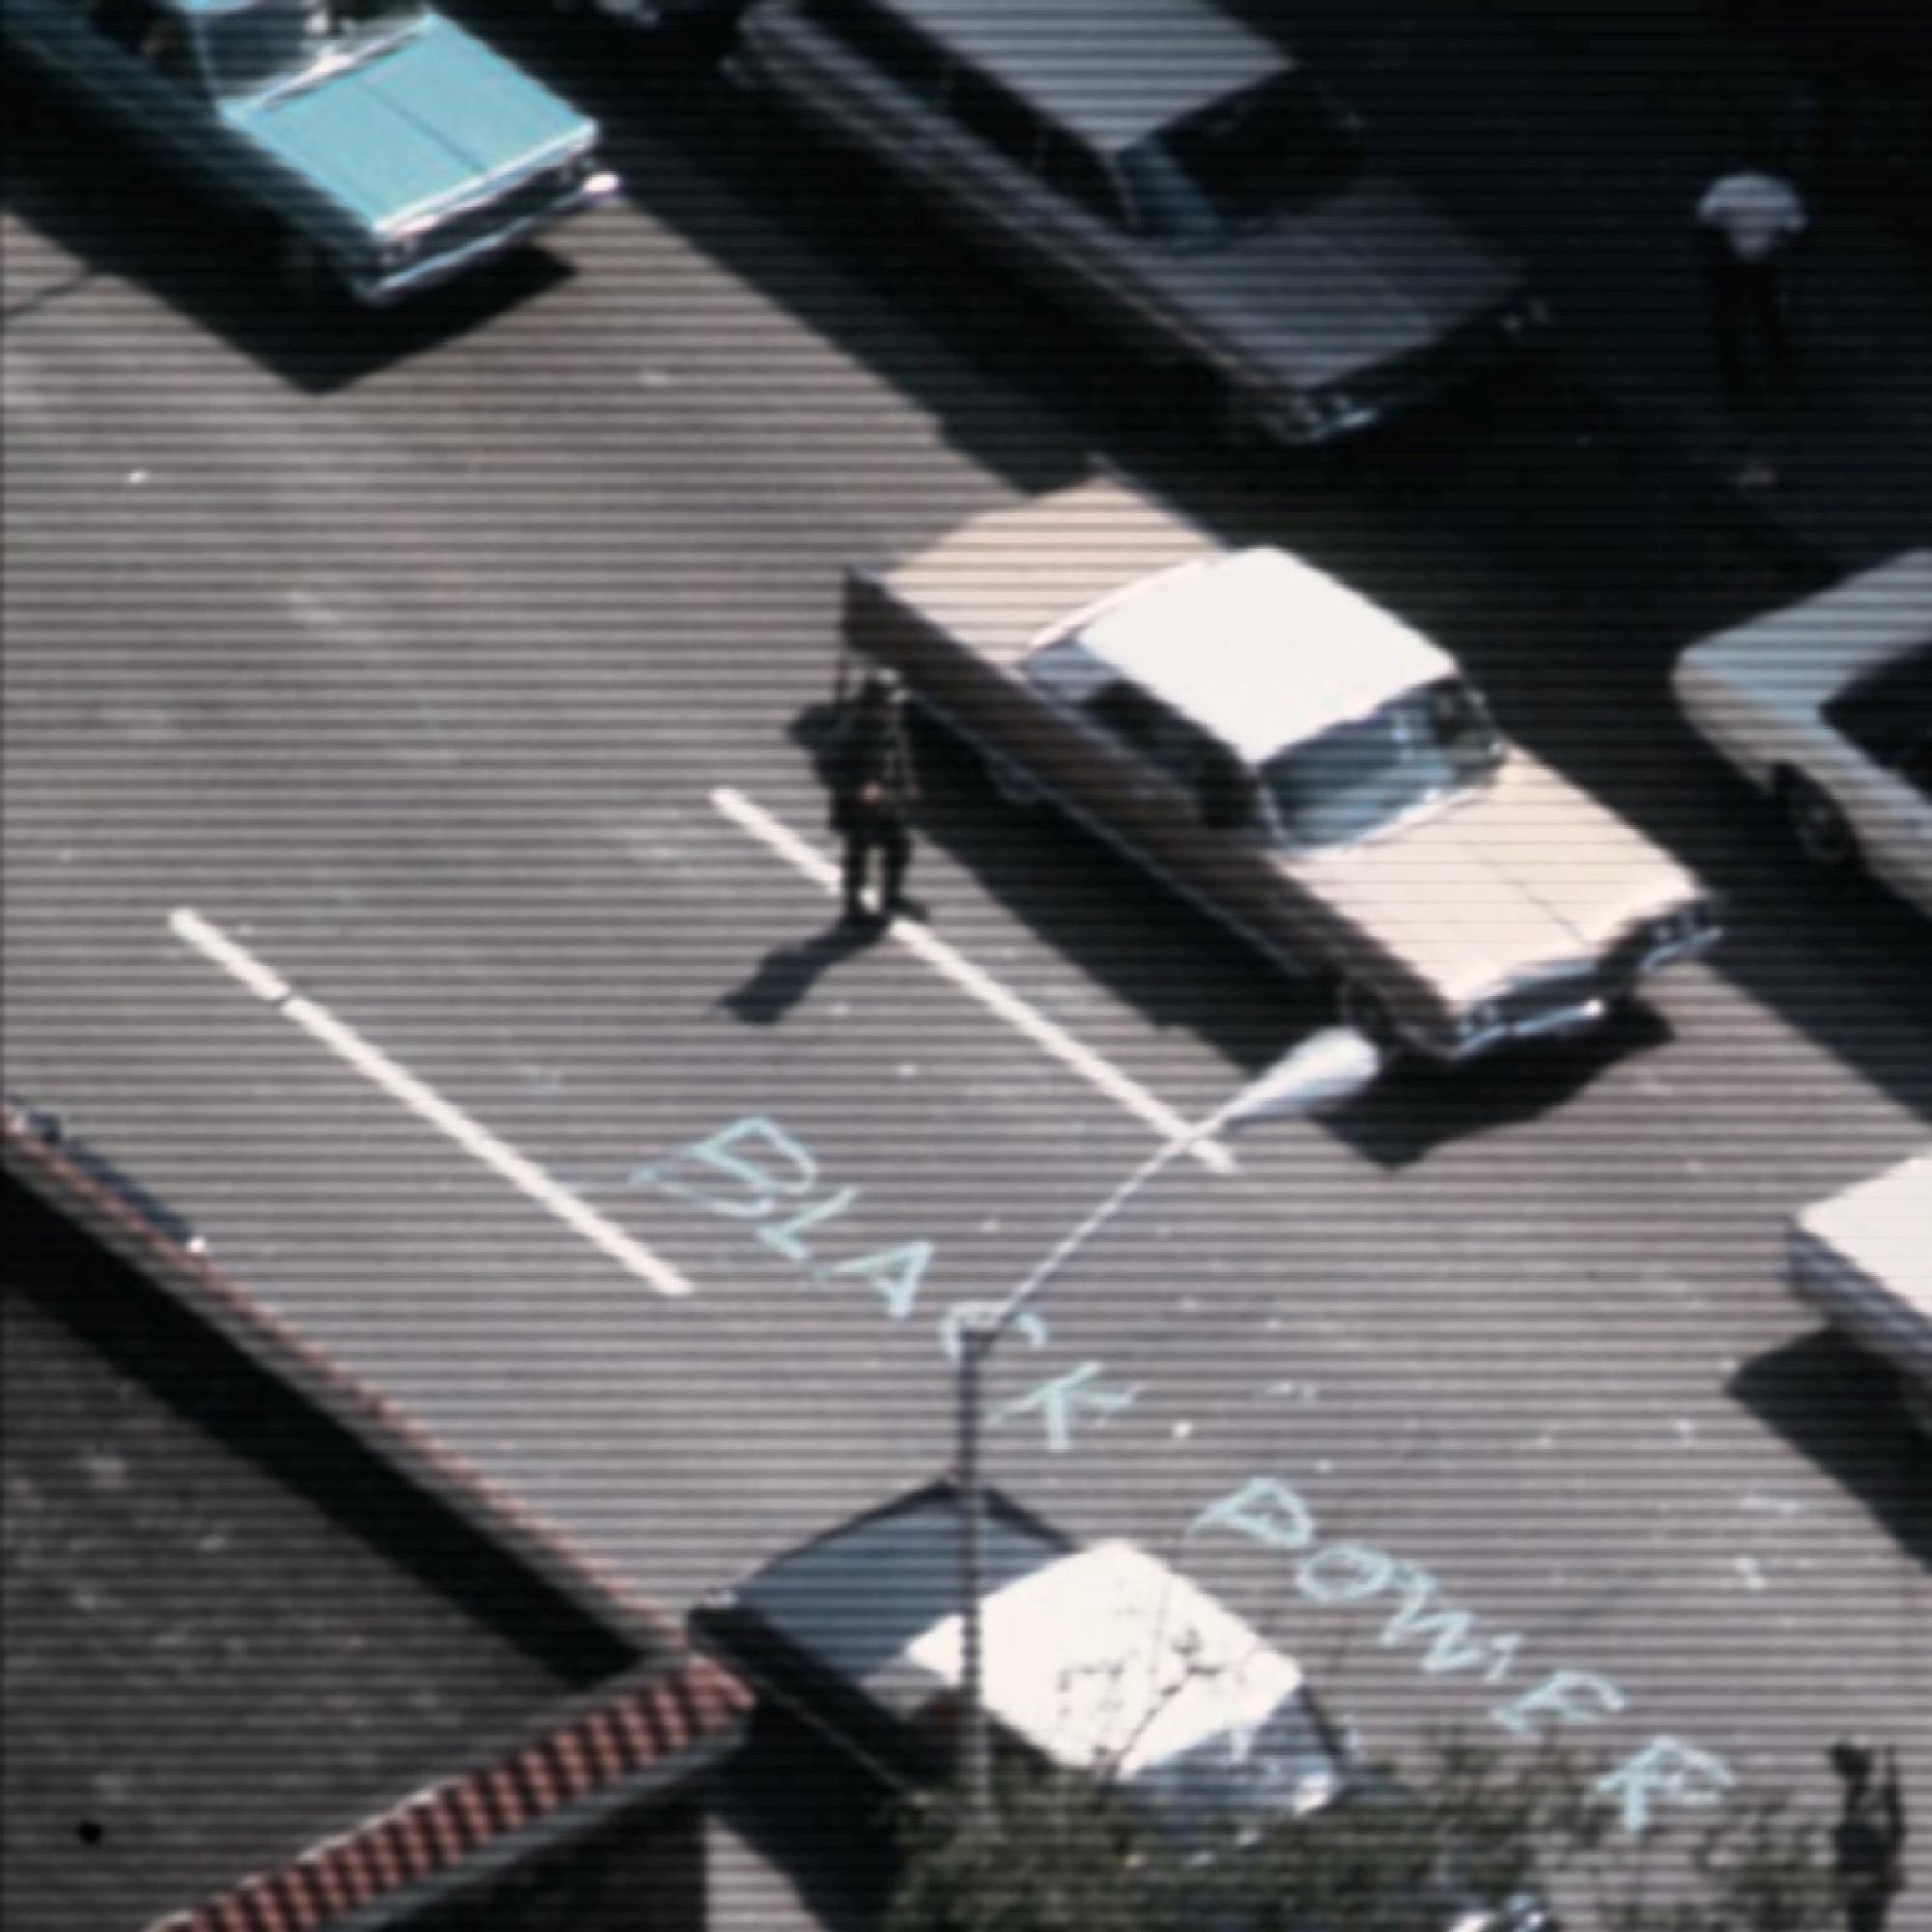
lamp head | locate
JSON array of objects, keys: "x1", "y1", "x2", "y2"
[{"x1": 1225, "y1": 1028, "x2": 1383, "y2": 1127}]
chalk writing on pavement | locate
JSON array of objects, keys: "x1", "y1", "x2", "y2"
[
  {"x1": 626, "y1": 1115, "x2": 937, "y2": 1322},
  {"x1": 604, "y1": 1113, "x2": 1735, "y2": 1833},
  {"x1": 1187, "y1": 1476, "x2": 1733, "y2": 1833},
  {"x1": 618, "y1": 1116, "x2": 1146, "y2": 1441}
]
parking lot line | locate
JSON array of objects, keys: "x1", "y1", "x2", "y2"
[
  {"x1": 710, "y1": 788, "x2": 1236, "y2": 1174},
  {"x1": 167, "y1": 908, "x2": 696, "y2": 1298}
]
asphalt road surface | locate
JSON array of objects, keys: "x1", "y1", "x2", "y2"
[{"x1": 4, "y1": 3, "x2": 1928, "y2": 1924}]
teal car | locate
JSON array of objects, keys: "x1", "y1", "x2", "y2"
[{"x1": 5, "y1": 0, "x2": 618, "y2": 303}]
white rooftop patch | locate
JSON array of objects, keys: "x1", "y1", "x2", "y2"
[
  {"x1": 1074, "y1": 549, "x2": 1455, "y2": 765},
  {"x1": 903, "y1": 1539, "x2": 1304, "y2": 1777}
]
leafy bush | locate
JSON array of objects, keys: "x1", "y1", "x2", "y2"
[{"x1": 885, "y1": 1736, "x2": 1840, "y2": 1932}]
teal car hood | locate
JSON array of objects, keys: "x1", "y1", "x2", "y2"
[{"x1": 224, "y1": 16, "x2": 592, "y2": 233}]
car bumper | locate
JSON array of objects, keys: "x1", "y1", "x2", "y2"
[
  {"x1": 1251, "y1": 298, "x2": 1548, "y2": 446},
  {"x1": 350, "y1": 169, "x2": 621, "y2": 306},
  {"x1": 1424, "y1": 916, "x2": 1722, "y2": 1063}
]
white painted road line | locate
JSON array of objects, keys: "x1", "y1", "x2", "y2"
[
  {"x1": 167, "y1": 908, "x2": 696, "y2": 1298},
  {"x1": 710, "y1": 788, "x2": 1236, "y2": 1174}
]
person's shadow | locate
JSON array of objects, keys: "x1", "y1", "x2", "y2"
[{"x1": 719, "y1": 917, "x2": 885, "y2": 1025}]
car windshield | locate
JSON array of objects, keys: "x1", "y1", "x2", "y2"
[
  {"x1": 205, "y1": 0, "x2": 421, "y2": 99},
  {"x1": 1824, "y1": 640, "x2": 1932, "y2": 772},
  {"x1": 1261, "y1": 678, "x2": 1503, "y2": 849},
  {"x1": 1118, "y1": 71, "x2": 1364, "y2": 246},
  {"x1": 1128, "y1": 1688, "x2": 1346, "y2": 1836}
]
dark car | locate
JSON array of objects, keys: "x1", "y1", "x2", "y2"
[
  {"x1": 730, "y1": 0, "x2": 1542, "y2": 443},
  {"x1": 694, "y1": 1481, "x2": 1555, "y2": 1930}
]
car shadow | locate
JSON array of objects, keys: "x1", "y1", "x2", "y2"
[
  {"x1": 2, "y1": 75, "x2": 574, "y2": 393},
  {"x1": 860, "y1": 715, "x2": 1674, "y2": 1153},
  {"x1": 899, "y1": 720, "x2": 1327, "y2": 1068},
  {"x1": 1326, "y1": 1002, "x2": 1676, "y2": 1170},
  {"x1": 1729, "y1": 1330, "x2": 1932, "y2": 1570}
]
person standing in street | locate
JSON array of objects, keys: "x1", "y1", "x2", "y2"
[
  {"x1": 1694, "y1": 164, "x2": 1808, "y2": 397},
  {"x1": 1832, "y1": 1739, "x2": 1907, "y2": 1932},
  {"x1": 823, "y1": 670, "x2": 920, "y2": 925}
]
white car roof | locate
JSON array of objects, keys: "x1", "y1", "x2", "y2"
[
  {"x1": 1677, "y1": 549, "x2": 1932, "y2": 706},
  {"x1": 1071, "y1": 548, "x2": 1457, "y2": 766},
  {"x1": 1798, "y1": 1151, "x2": 1932, "y2": 1315},
  {"x1": 900, "y1": 1539, "x2": 1305, "y2": 1777}
]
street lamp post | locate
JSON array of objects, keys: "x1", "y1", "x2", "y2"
[{"x1": 952, "y1": 1026, "x2": 1382, "y2": 1822}]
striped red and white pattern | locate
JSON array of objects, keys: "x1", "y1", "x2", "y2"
[{"x1": 141, "y1": 1659, "x2": 752, "y2": 1932}]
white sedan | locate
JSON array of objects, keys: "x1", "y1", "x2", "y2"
[{"x1": 1673, "y1": 550, "x2": 1932, "y2": 918}]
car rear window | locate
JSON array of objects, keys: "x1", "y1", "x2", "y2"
[
  {"x1": 1824, "y1": 640, "x2": 1932, "y2": 769},
  {"x1": 737, "y1": 1494, "x2": 1066, "y2": 1685}
]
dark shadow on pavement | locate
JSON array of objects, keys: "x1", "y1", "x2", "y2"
[
  {"x1": 1729, "y1": 1329, "x2": 1932, "y2": 1570},
  {"x1": 2, "y1": 77, "x2": 571, "y2": 394},
  {"x1": 712, "y1": 1704, "x2": 902, "y2": 1932},
  {"x1": 720, "y1": 917, "x2": 886, "y2": 1025},
  {"x1": 1326, "y1": 1002, "x2": 1676, "y2": 1171},
  {"x1": 902, "y1": 721, "x2": 1324, "y2": 1077},
  {"x1": 895, "y1": 715, "x2": 1677, "y2": 1149}
]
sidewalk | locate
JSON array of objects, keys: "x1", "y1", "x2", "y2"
[{"x1": 1477, "y1": 0, "x2": 1932, "y2": 571}]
